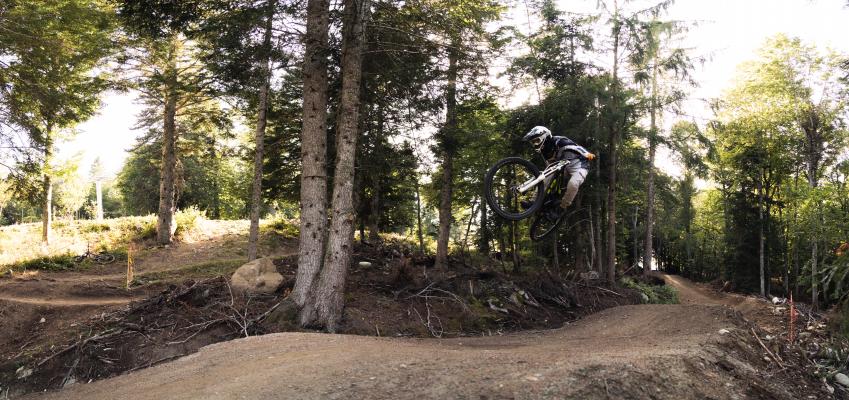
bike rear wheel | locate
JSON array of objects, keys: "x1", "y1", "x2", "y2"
[
  {"x1": 484, "y1": 157, "x2": 544, "y2": 221},
  {"x1": 529, "y1": 207, "x2": 565, "y2": 241},
  {"x1": 93, "y1": 252, "x2": 115, "y2": 264}
]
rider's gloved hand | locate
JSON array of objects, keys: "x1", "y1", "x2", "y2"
[{"x1": 586, "y1": 152, "x2": 596, "y2": 160}]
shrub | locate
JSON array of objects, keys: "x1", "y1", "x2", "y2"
[
  {"x1": 621, "y1": 277, "x2": 679, "y2": 304},
  {"x1": 262, "y1": 217, "x2": 299, "y2": 238},
  {"x1": 175, "y1": 206, "x2": 206, "y2": 237},
  {"x1": 11, "y1": 254, "x2": 79, "y2": 272}
]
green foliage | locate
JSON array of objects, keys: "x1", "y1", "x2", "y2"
[
  {"x1": 0, "y1": 0, "x2": 116, "y2": 209},
  {"x1": 621, "y1": 277, "x2": 679, "y2": 304},
  {"x1": 174, "y1": 206, "x2": 206, "y2": 235},
  {"x1": 116, "y1": 101, "x2": 251, "y2": 219},
  {"x1": 261, "y1": 216, "x2": 299, "y2": 238},
  {"x1": 5, "y1": 254, "x2": 78, "y2": 272}
]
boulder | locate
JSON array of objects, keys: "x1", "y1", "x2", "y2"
[{"x1": 231, "y1": 257, "x2": 283, "y2": 294}]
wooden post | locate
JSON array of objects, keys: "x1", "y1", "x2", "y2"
[{"x1": 126, "y1": 247, "x2": 135, "y2": 289}]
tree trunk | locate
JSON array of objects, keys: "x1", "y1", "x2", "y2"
[
  {"x1": 643, "y1": 59, "x2": 658, "y2": 275},
  {"x1": 415, "y1": 176, "x2": 424, "y2": 253},
  {"x1": 157, "y1": 38, "x2": 179, "y2": 245},
  {"x1": 478, "y1": 194, "x2": 490, "y2": 254},
  {"x1": 368, "y1": 176, "x2": 380, "y2": 243},
  {"x1": 435, "y1": 44, "x2": 459, "y2": 269},
  {"x1": 41, "y1": 136, "x2": 52, "y2": 244},
  {"x1": 95, "y1": 180, "x2": 103, "y2": 221},
  {"x1": 247, "y1": 2, "x2": 275, "y2": 260},
  {"x1": 643, "y1": 139, "x2": 656, "y2": 274},
  {"x1": 292, "y1": 0, "x2": 330, "y2": 308},
  {"x1": 808, "y1": 166, "x2": 819, "y2": 311},
  {"x1": 462, "y1": 200, "x2": 478, "y2": 257},
  {"x1": 632, "y1": 206, "x2": 639, "y2": 269},
  {"x1": 589, "y1": 205, "x2": 597, "y2": 272},
  {"x1": 511, "y1": 220, "x2": 520, "y2": 273},
  {"x1": 300, "y1": 0, "x2": 369, "y2": 331},
  {"x1": 757, "y1": 170, "x2": 765, "y2": 297},
  {"x1": 605, "y1": 2, "x2": 621, "y2": 283}
]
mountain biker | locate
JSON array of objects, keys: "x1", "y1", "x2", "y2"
[{"x1": 522, "y1": 126, "x2": 595, "y2": 210}]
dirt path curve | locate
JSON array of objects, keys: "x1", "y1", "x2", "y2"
[
  {"x1": 0, "y1": 295, "x2": 142, "y2": 307},
  {"x1": 0, "y1": 234, "x2": 297, "y2": 308},
  {"x1": 27, "y1": 275, "x2": 790, "y2": 400}
]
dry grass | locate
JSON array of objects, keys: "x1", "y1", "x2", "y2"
[
  {"x1": 0, "y1": 214, "x2": 301, "y2": 273},
  {"x1": 0, "y1": 216, "x2": 156, "y2": 268}
]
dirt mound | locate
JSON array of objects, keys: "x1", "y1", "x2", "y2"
[
  {"x1": 20, "y1": 304, "x2": 830, "y2": 400},
  {"x1": 1, "y1": 246, "x2": 637, "y2": 398}
]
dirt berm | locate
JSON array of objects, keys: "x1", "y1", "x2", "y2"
[{"x1": 26, "y1": 291, "x2": 823, "y2": 400}]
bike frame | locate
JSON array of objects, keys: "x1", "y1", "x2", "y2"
[{"x1": 517, "y1": 159, "x2": 570, "y2": 193}]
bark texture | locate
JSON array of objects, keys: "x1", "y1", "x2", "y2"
[
  {"x1": 300, "y1": 0, "x2": 369, "y2": 331},
  {"x1": 643, "y1": 62, "x2": 658, "y2": 275},
  {"x1": 292, "y1": 0, "x2": 330, "y2": 307},
  {"x1": 605, "y1": 5, "x2": 621, "y2": 283},
  {"x1": 247, "y1": 1, "x2": 276, "y2": 261},
  {"x1": 156, "y1": 39, "x2": 179, "y2": 245},
  {"x1": 435, "y1": 47, "x2": 458, "y2": 269},
  {"x1": 41, "y1": 141, "x2": 52, "y2": 244}
]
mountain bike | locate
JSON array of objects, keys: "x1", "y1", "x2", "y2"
[
  {"x1": 483, "y1": 157, "x2": 571, "y2": 241},
  {"x1": 73, "y1": 243, "x2": 116, "y2": 264}
]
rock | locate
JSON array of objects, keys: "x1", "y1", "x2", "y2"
[
  {"x1": 39, "y1": 317, "x2": 46, "y2": 323},
  {"x1": 15, "y1": 366, "x2": 32, "y2": 379},
  {"x1": 358, "y1": 261, "x2": 372, "y2": 268},
  {"x1": 834, "y1": 373, "x2": 849, "y2": 387},
  {"x1": 640, "y1": 293, "x2": 650, "y2": 303},
  {"x1": 718, "y1": 328, "x2": 731, "y2": 335},
  {"x1": 230, "y1": 257, "x2": 283, "y2": 294}
]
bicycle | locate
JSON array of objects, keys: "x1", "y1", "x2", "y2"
[
  {"x1": 483, "y1": 157, "x2": 572, "y2": 241},
  {"x1": 73, "y1": 243, "x2": 116, "y2": 264}
]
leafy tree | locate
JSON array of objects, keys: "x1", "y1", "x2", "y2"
[
  {"x1": 116, "y1": 0, "x2": 217, "y2": 244},
  {"x1": 627, "y1": 11, "x2": 694, "y2": 275},
  {"x1": 0, "y1": 0, "x2": 115, "y2": 243}
]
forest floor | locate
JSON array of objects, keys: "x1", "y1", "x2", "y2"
[
  {"x1": 0, "y1": 219, "x2": 641, "y2": 398},
  {"x1": 0, "y1": 220, "x2": 842, "y2": 399}
]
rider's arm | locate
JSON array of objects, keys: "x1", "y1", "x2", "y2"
[{"x1": 562, "y1": 145, "x2": 592, "y2": 159}]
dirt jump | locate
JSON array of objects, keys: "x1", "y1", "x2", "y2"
[{"x1": 21, "y1": 275, "x2": 827, "y2": 400}]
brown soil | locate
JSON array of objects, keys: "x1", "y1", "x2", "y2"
[
  {"x1": 4, "y1": 273, "x2": 832, "y2": 400},
  {"x1": 1, "y1": 240, "x2": 638, "y2": 398}
]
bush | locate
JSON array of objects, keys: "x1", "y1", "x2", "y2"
[
  {"x1": 10, "y1": 254, "x2": 79, "y2": 272},
  {"x1": 175, "y1": 206, "x2": 206, "y2": 236},
  {"x1": 621, "y1": 277, "x2": 679, "y2": 304},
  {"x1": 262, "y1": 217, "x2": 299, "y2": 238}
]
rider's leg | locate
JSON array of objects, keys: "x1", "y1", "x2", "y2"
[{"x1": 561, "y1": 167, "x2": 588, "y2": 209}]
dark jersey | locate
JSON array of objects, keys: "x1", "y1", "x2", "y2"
[{"x1": 541, "y1": 136, "x2": 591, "y2": 168}]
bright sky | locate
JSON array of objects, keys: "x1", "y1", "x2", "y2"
[{"x1": 63, "y1": 0, "x2": 849, "y2": 178}]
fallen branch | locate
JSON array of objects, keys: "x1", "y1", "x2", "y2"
[
  {"x1": 751, "y1": 327, "x2": 785, "y2": 368},
  {"x1": 580, "y1": 283, "x2": 624, "y2": 297},
  {"x1": 37, "y1": 328, "x2": 123, "y2": 368}
]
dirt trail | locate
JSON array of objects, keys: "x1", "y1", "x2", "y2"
[
  {"x1": 25, "y1": 275, "x2": 816, "y2": 400},
  {"x1": 0, "y1": 295, "x2": 141, "y2": 307},
  {"x1": 0, "y1": 231, "x2": 296, "y2": 307}
]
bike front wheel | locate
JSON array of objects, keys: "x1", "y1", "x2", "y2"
[{"x1": 484, "y1": 157, "x2": 544, "y2": 221}]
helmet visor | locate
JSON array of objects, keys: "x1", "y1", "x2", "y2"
[{"x1": 530, "y1": 136, "x2": 545, "y2": 148}]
